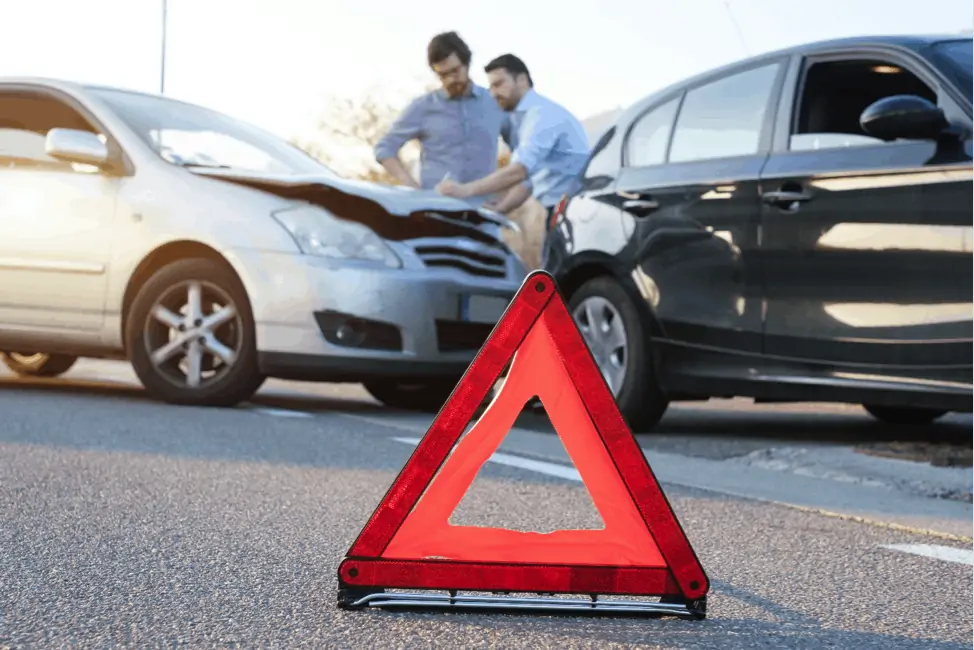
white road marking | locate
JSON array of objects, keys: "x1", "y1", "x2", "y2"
[
  {"x1": 250, "y1": 407, "x2": 313, "y2": 419},
  {"x1": 344, "y1": 413, "x2": 431, "y2": 434},
  {"x1": 881, "y1": 543, "x2": 973, "y2": 566},
  {"x1": 392, "y1": 436, "x2": 581, "y2": 482},
  {"x1": 346, "y1": 413, "x2": 973, "y2": 543}
]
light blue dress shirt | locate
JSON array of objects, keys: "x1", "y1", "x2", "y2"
[
  {"x1": 374, "y1": 84, "x2": 509, "y2": 205},
  {"x1": 507, "y1": 89, "x2": 591, "y2": 208}
]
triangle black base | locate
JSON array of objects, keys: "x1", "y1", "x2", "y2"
[{"x1": 337, "y1": 585, "x2": 707, "y2": 620}]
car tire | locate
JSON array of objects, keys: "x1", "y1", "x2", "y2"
[
  {"x1": 862, "y1": 404, "x2": 949, "y2": 426},
  {"x1": 568, "y1": 276, "x2": 669, "y2": 432},
  {"x1": 0, "y1": 352, "x2": 78, "y2": 378},
  {"x1": 125, "y1": 257, "x2": 265, "y2": 407},
  {"x1": 364, "y1": 379, "x2": 461, "y2": 413}
]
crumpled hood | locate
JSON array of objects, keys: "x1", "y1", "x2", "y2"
[{"x1": 189, "y1": 167, "x2": 519, "y2": 236}]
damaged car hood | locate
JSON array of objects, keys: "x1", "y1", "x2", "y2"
[{"x1": 189, "y1": 167, "x2": 520, "y2": 245}]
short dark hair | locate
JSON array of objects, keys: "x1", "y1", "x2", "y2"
[
  {"x1": 427, "y1": 31, "x2": 472, "y2": 68},
  {"x1": 484, "y1": 54, "x2": 533, "y2": 87}
]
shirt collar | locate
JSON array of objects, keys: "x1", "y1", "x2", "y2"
[
  {"x1": 437, "y1": 82, "x2": 487, "y2": 101},
  {"x1": 513, "y1": 88, "x2": 541, "y2": 113}
]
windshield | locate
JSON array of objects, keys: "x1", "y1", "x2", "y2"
[
  {"x1": 89, "y1": 88, "x2": 341, "y2": 177},
  {"x1": 927, "y1": 39, "x2": 972, "y2": 101}
]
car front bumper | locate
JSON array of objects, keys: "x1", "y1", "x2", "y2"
[{"x1": 227, "y1": 250, "x2": 524, "y2": 383}]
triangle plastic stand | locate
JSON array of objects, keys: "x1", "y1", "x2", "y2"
[{"x1": 337, "y1": 270, "x2": 709, "y2": 619}]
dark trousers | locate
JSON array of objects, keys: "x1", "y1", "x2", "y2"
[{"x1": 539, "y1": 204, "x2": 557, "y2": 269}]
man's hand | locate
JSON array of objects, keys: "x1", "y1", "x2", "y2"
[
  {"x1": 436, "y1": 177, "x2": 472, "y2": 199},
  {"x1": 379, "y1": 157, "x2": 421, "y2": 189}
]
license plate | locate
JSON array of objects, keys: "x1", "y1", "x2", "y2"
[{"x1": 460, "y1": 294, "x2": 510, "y2": 324}]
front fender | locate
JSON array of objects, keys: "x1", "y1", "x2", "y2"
[{"x1": 550, "y1": 250, "x2": 666, "y2": 340}]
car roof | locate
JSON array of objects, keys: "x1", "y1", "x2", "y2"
[
  {"x1": 746, "y1": 32, "x2": 968, "y2": 66},
  {"x1": 615, "y1": 33, "x2": 970, "y2": 126},
  {"x1": 0, "y1": 76, "x2": 228, "y2": 116},
  {"x1": 0, "y1": 76, "x2": 90, "y2": 93},
  {"x1": 0, "y1": 76, "x2": 167, "y2": 99}
]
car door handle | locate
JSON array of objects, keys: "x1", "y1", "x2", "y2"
[
  {"x1": 621, "y1": 198, "x2": 660, "y2": 216},
  {"x1": 762, "y1": 190, "x2": 812, "y2": 206}
]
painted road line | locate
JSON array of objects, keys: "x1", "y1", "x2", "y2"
[
  {"x1": 392, "y1": 436, "x2": 581, "y2": 482},
  {"x1": 881, "y1": 543, "x2": 973, "y2": 566},
  {"x1": 353, "y1": 413, "x2": 973, "y2": 542},
  {"x1": 391, "y1": 436, "x2": 974, "y2": 563},
  {"x1": 346, "y1": 413, "x2": 430, "y2": 434},
  {"x1": 251, "y1": 407, "x2": 314, "y2": 418}
]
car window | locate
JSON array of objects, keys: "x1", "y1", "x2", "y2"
[
  {"x1": 926, "y1": 39, "x2": 972, "y2": 102},
  {"x1": 790, "y1": 58, "x2": 939, "y2": 152},
  {"x1": 625, "y1": 97, "x2": 680, "y2": 168},
  {"x1": 668, "y1": 63, "x2": 781, "y2": 164},
  {"x1": 147, "y1": 128, "x2": 286, "y2": 171},
  {"x1": 92, "y1": 88, "x2": 339, "y2": 177},
  {"x1": 0, "y1": 91, "x2": 103, "y2": 173}
]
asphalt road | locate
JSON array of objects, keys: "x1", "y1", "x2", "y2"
[{"x1": 1, "y1": 362, "x2": 971, "y2": 649}]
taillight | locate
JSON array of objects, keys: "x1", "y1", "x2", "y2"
[{"x1": 548, "y1": 195, "x2": 568, "y2": 231}]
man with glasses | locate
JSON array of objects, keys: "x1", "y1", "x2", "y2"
[{"x1": 374, "y1": 31, "x2": 508, "y2": 206}]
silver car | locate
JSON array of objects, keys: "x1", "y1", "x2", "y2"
[{"x1": 0, "y1": 78, "x2": 528, "y2": 410}]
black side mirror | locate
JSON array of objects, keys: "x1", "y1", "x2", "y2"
[{"x1": 860, "y1": 94, "x2": 949, "y2": 142}]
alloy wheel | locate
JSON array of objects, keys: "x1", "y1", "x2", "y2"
[
  {"x1": 142, "y1": 280, "x2": 244, "y2": 390},
  {"x1": 573, "y1": 295, "x2": 628, "y2": 397}
]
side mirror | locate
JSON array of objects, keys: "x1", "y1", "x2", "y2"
[
  {"x1": 45, "y1": 128, "x2": 110, "y2": 167},
  {"x1": 859, "y1": 95, "x2": 949, "y2": 142}
]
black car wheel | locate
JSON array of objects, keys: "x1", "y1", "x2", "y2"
[
  {"x1": 569, "y1": 276, "x2": 669, "y2": 431},
  {"x1": 0, "y1": 352, "x2": 78, "y2": 378},
  {"x1": 863, "y1": 404, "x2": 949, "y2": 426},
  {"x1": 365, "y1": 379, "x2": 461, "y2": 413},
  {"x1": 125, "y1": 258, "x2": 265, "y2": 407}
]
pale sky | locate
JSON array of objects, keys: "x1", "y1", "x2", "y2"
[{"x1": 1, "y1": 0, "x2": 971, "y2": 150}]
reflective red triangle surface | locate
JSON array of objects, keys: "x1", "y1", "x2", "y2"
[{"x1": 339, "y1": 271, "x2": 709, "y2": 601}]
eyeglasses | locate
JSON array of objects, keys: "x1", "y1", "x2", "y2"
[{"x1": 434, "y1": 63, "x2": 466, "y2": 81}]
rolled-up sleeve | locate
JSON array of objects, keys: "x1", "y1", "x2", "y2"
[
  {"x1": 509, "y1": 107, "x2": 558, "y2": 177},
  {"x1": 374, "y1": 97, "x2": 424, "y2": 162}
]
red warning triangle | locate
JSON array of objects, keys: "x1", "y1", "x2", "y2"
[{"x1": 338, "y1": 271, "x2": 708, "y2": 610}]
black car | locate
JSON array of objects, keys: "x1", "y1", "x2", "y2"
[{"x1": 544, "y1": 34, "x2": 972, "y2": 430}]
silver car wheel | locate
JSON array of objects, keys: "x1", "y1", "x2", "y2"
[
  {"x1": 573, "y1": 295, "x2": 628, "y2": 397},
  {"x1": 143, "y1": 280, "x2": 243, "y2": 390}
]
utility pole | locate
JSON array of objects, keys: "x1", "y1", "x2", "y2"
[
  {"x1": 160, "y1": 0, "x2": 168, "y2": 95},
  {"x1": 723, "y1": 0, "x2": 750, "y2": 57}
]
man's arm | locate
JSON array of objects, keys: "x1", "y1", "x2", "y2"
[
  {"x1": 374, "y1": 97, "x2": 425, "y2": 188},
  {"x1": 379, "y1": 157, "x2": 419, "y2": 188},
  {"x1": 490, "y1": 182, "x2": 533, "y2": 215},
  {"x1": 449, "y1": 161, "x2": 529, "y2": 198}
]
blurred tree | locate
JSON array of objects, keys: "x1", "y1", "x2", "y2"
[
  {"x1": 291, "y1": 93, "x2": 402, "y2": 184},
  {"x1": 291, "y1": 82, "x2": 439, "y2": 184}
]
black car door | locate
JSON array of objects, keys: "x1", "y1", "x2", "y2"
[
  {"x1": 759, "y1": 48, "x2": 973, "y2": 386},
  {"x1": 611, "y1": 58, "x2": 788, "y2": 366}
]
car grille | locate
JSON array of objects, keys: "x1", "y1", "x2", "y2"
[{"x1": 410, "y1": 239, "x2": 509, "y2": 278}]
